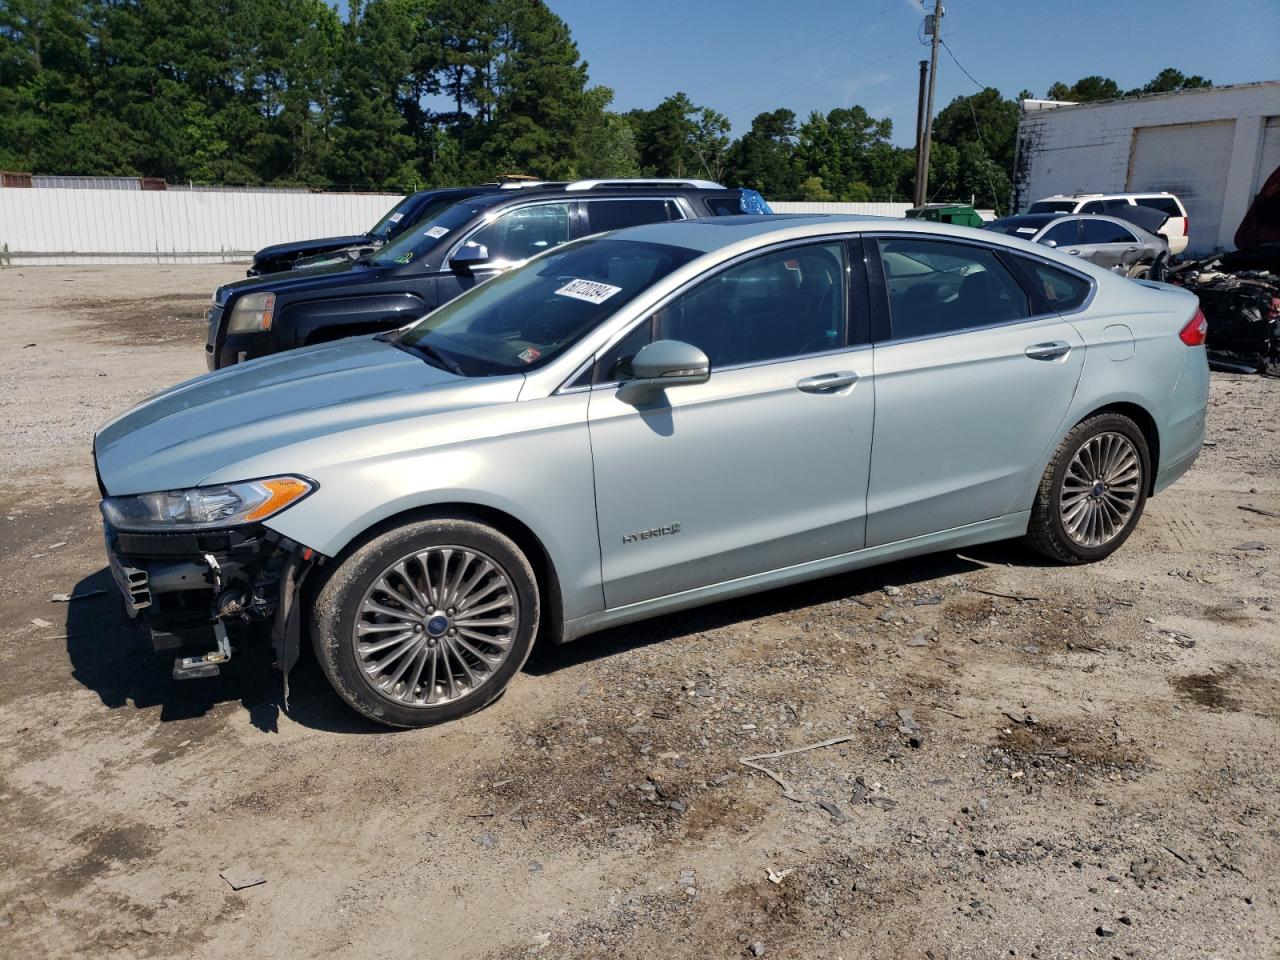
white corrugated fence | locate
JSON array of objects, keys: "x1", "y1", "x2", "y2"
[
  {"x1": 0, "y1": 187, "x2": 403, "y2": 265},
  {"x1": 0, "y1": 190, "x2": 938, "y2": 266}
]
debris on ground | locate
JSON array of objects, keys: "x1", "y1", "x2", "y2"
[
  {"x1": 1167, "y1": 164, "x2": 1280, "y2": 375},
  {"x1": 218, "y1": 867, "x2": 266, "y2": 891},
  {"x1": 49, "y1": 589, "x2": 108, "y2": 603}
]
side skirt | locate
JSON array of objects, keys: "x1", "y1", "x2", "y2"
[{"x1": 561, "y1": 511, "x2": 1031, "y2": 643}]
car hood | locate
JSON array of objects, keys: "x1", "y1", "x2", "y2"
[
  {"x1": 95, "y1": 337, "x2": 522, "y2": 496},
  {"x1": 216, "y1": 258, "x2": 391, "y2": 303},
  {"x1": 253, "y1": 234, "x2": 369, "y2": 263}
]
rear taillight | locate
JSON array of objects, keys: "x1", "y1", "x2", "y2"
[{"x1": 1179, "y1": 307, "x2": 1208, "y2": 346}]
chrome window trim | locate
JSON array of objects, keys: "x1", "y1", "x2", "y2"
[
  {"x1": 554, "y1": 232, "x2": 861, "y2": 395},
  {"x1": 866, "y1": 231, "x2": 1098, "y2": 345}
]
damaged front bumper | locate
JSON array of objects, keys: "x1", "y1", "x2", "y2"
[{"x1": 102, "y1": 518, "x2": 321, "y2": 681}]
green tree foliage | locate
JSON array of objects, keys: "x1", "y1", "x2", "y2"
[
  {"x1": 793, "y1": 107, "x2": 910, "y2": 201},
  {"x1": 928, "y1": 87, "x2": 1019, "y2": 211},
  {"x1": 574, "y1": 86, "x2": 640, "y2": 178},
  {"x1": 625, "y1": 92, "x2": 730, "y2": 182},
  {"x1": 1045, "y1": 68, "x2": 1213, "y2": 103},
  {"x1": 0, "y1": 7, "x2": 1221, "y2": 210},
  {"x1": 1045, "y1": 75, "x2": 1121, "y2": 103},
  {"x1": 725, "y1": 109, "x2": 801, "y2": 198},
  {"x1": 1125, "y1": 67, "x2": 1212, "y2": 97}
]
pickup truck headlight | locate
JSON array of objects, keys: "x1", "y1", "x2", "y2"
[
  {"x1": 101, "y1": 476, "x2": 314, "y2": 531},
  {"x1": 226, "y1": 292, "x2": 275, "y2": 333}
]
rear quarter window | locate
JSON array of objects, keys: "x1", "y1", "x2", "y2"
[
  {"x1": 705, "y1": 197, "x2": 743, "y2": 216},
  {"x1": 1014, "y1": 257, "x2": 1092, "y2": 312},
  {"x1": 1133, "y1": 197, "x2": 1182, "y2": 217}
]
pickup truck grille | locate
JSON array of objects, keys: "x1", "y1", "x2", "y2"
[{"x1": 206, "y1": 306, "x2": 222, "y2": 349}]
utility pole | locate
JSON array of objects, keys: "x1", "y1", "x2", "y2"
[
  {"x1": 913, "y1": 59, "x2": 929, "y2": 205},
  {"x1": 915, "y1": 0, "x2": 943, "y2": 207}
]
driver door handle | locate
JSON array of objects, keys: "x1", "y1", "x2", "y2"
[
  {"x1": 797, "y1": 371, "x2": 858, "y2": 393},
  {"x1": 1025, "y1": 341, "x2": 1072, "y2": 361}
]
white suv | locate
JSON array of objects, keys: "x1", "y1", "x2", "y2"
[{"x1": 1027, "y1": 193, "x2": 1189, "y2": 256}]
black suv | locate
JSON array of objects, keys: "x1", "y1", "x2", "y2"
[
  {"x1": 207, "y1": 180, "x2": 768, "y2": 370},
  {"x1": 246, "y1": 186, "x2": 494, "y2": 276}
]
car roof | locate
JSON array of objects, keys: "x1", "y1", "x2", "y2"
[
  {"x1": 1038, "y1": 192, "x2": 1176, "y2": 201},
  {"x1": 990, "y1": 213, "x2": 1059, "y2": 227},
  {"x1": 601, "y1": 214, "x2": 1144, "y2": 286}
]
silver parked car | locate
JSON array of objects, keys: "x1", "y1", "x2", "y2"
[
  {"x1": 94, "y1": 215, "x2": 1209, "y2": 727},
  {"x1": 983, "y1": 213, "x2": 1169, "y2": 279}
]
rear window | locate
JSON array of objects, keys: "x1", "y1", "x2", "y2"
[
  {"x1": 1133, "y1": 197, "x2": 1182, "y2": 217},
  {"x1": 1015, "y1": 257, "x2": 1091, "y2": 311},
  {"x1": 1028, "y1": 200, "x2": 1077, "y2": 214}
]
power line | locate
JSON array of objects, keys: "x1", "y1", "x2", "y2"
[
  {"x1": 683, "y1": 1, "x2": 903, "y2": 98},
  {"x1": 940, "y1": 37, "x2": 984, "y2": 90},
  {"x1": 938, "y1": 37, "x2": 1003, "y2": 215}
]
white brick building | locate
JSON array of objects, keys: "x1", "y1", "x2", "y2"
[{"x1": 1012, "y1": 81, "x2": 1280, "y2": 254}]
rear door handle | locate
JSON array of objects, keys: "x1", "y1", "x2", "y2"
[
  {"x1": 1025, "y1": 341, "x2": 1071, "y2": 361},
  {"x1": 1066, "y1": 249, "x2": 1081, "y2": 255},
  {"x1": 797, "y1": 371, "x2": 858, "y2": 393}
]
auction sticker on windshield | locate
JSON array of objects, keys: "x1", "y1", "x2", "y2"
[
  {"x1": 424, "y1": 225, "x2": 450, "y2": 239},
  {"x1": 555, "y1": 279, "x2": 622, "y2": 304}
]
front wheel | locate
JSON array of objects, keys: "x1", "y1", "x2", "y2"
[
  {"x1": 310, "y1": 518, "x2": 539, "y2": 728},
  {"x1": 1025, "y1": 413, "x2": 1150, "y2": 564}
]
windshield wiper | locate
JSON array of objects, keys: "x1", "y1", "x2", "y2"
[{"x1": 387, "y1": 337, "x2": 466, "y2": 376}]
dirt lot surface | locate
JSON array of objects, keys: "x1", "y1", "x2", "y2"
[{"x1": 1, "y1": 265, "x2": 1278, "y2": 960}]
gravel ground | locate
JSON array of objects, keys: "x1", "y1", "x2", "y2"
[{"x1": 1, "y1": 265, "x2": 1277, "y2": 960}]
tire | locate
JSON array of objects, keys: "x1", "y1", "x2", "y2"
[
  {"x1": 1025, "y1": 413, "x2": 1150, "y2": 564},
  {"x1": 310, "y1": 518, "x2": 539, "y2": 728},
  {"x1": 1126, "y1": 262, "x2": 1151, "y2": 280}
]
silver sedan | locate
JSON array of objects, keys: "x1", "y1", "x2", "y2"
[
  {"x1": 95, "y1": 215, "x2": 1209, "y2": 727},
  {"x1": 984, "y1": 213, "x2": 1169, "y2": 278}
]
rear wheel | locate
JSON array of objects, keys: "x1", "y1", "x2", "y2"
[
  {"x1": 1025, "y1": 413, "x2": 1150, "y2": 564},
  {"x1": 311, "y1": 518, "x2": 539, "y2": 727}
]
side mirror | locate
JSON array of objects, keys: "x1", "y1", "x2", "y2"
[
  {"x1": 450, "y1": 242, "x2": 491, "y2": 273},
  {"x1": 624, "y1": 340, "x2": 710, "y2": 393},
  {"x1": 1042, "y1": 239, "x2": 1057, "y2": 248}
]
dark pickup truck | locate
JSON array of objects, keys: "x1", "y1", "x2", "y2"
[
  {"x1": 246, "y1": 186, "x2": 493, "y2": 276},
  {"x1": 208, "y1": 180, "x2": 770, "y2": 370}
]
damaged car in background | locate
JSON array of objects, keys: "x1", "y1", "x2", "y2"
[
  {"x1": 984, "y1": 208, "x2": 1170, "y2": 280},
  {"x1": 1168, "y1": 165, "x2": 1280, "y2": 376},
  {"x1": 97, "y1": 215, "x2": 1207, "y2": 728}
]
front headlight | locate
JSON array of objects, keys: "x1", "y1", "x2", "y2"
[
  {"x1": 227, "y1": 292, "x2": 275, "y2": 334},
  {"x1": 101, "y1": 476, "x2": 314, "y2": 531}
]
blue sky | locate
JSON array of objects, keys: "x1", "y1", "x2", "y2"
[{"x1": 544, "y1": 0, "x2": 1280, "y2": 144}]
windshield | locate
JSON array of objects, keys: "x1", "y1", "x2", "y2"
[
  {"x1": 1028, "y1": 200, "x2": 1077, "y2": 214},
  {"x1": 984, "y1": 217, "x2": 1053, "y2": 236},
  {"x1": 371, "y1": 200, "x2": 495, "y2": 266},
  {"x1": 367, "y1": 195, "x2": 420, "y2": 240},
  {"x1": 399, "y1": 237, "x2": 701, "y2": 376}
]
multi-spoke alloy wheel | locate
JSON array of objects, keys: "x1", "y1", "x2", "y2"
[
  {"x1": 1026, "y1": 413, "x2": 1149, "y2": 564},
  {"x1": 1059, "y1": 432, "x2": 1142, "y2": 548},
  {"x1": 355, "y1": 547, "x2": 518, "y2": 707},
  {"x1": 311, "y1": 519, "x2": 539, "y2": 728}
]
